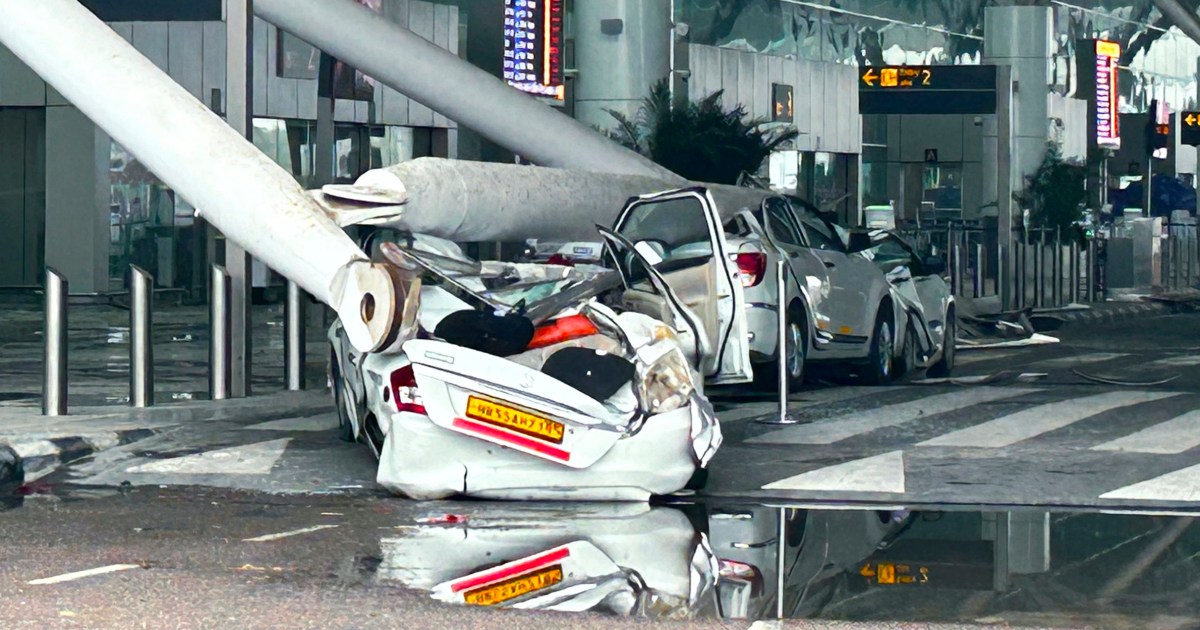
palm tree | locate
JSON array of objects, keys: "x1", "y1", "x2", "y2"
[{"x1": 605, "y1": 79, "x2": 799, "y2": 185}]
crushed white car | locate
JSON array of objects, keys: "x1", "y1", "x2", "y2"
[{"x1": 329, "y1": 232, "x2": 722, "y2": 501}]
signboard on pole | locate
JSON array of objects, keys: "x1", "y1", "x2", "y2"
[
  {"x1": 1181, "y1": 111, "x2": 1200, "y2": 146},
  {"x1": 504, "y1": 0, "x2": 565, "y2": 103},
  {"x1": 858, "y1": 65, "x2": 997, "y2": 115},
  {"x1": 1093, "y1": 40, "x2": 1121, "y2": 149}
]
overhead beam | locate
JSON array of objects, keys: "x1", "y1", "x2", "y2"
[{"x1": 253, "y1": 0, "x2": 683, "y2": 182}]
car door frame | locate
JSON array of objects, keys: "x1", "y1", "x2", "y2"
[{"x1": 612, "y1": 187, "x2": 753, "y2": 384}]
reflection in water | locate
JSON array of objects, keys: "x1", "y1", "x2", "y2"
[{"x1": 374, "y1": 502, "x2": 1200, "y2": 626}]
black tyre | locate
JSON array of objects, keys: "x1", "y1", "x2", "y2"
[
  {"x1": 862, "y1": 306, "x2": 896, "y2": 385},
  {"x1": 331, "y1": 350, "x2": 357, "y2": 443},
  {"x1": 928, "y1": 310, "x2": 956, "y2": 378},
  {"x1": 753, "y1": 304, "x2": 807, "y2": 393}
]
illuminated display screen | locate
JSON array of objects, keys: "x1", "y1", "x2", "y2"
[
  {"x1": 504, "y1": 0, "x2": 565, "y2": 102},
  {"x1": 1094, "y1": 40, "x2": 1121, "y2": 149},
  {"x1": 858, "y1": 65, "x2": 996, "y2": 115}
]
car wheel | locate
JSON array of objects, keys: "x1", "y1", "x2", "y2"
[
  {"x1": 753, "y1": 304, "x2": 807, "y2": 393},
  {"x1": 862, "y1": 307, "x2": 895, "y2": 385},
  {"x1": 928, "y1": 311, "x2": 956, "y2": 378},
  {"x1": 330, "y1": 350, "x2": 359, "y2": 443}
]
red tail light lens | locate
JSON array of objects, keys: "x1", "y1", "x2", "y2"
[
  {"x1": 735, "y1": 253, "x2": 767, "y2": 288},
  {"x1": 389, "y1": 365, "x2": 426, "y2": 414},
  {"x1": 527, "y1": 314, "x2": 600, "y2": 350},
  {"x1": 545, "y1": 253, "x2": 575, "y2": 266}
]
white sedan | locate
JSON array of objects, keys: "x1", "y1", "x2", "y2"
[{"x1": 329, "y1": 234, "x2": 722, "y2": 501}]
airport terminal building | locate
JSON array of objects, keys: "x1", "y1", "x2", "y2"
[{"x1": 0, "y1": 0, "x2": 1197, "y2": 297}]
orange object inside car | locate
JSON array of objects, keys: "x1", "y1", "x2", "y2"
[{"x1": 527, "y1": 314, "x2": 600, "y2": 350}]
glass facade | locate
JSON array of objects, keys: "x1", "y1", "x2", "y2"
[
  {"x1": 675, "y1": 0, "x2": 1200, "y2": 113},
  {"x1": 105, "y1": 121, "x2": 416, "y2": 294}
]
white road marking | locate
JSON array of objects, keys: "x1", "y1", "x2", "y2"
[
  {"x1": 762, "y1": 451, "x2": 906, "y2": 494},
  {"x1": 1146, "y1": 354, "x2": 1200, "y2": 368},
  {"x1": 241, "y1": 414, "x2": 337, "y2": 432},
  {"x1": 1092, "y1": 410, "x2": 1200, "y2": 454},
  {"x1": 1034, "y1": 352, "x2": 1128, "y2": 368},
  {"x1": 243, "y1": 524, "x2": 339, "y2": 542},
  {"x1": 1100, "y1": 462, "x2": 1200, "y2": 502},
  {"x1": 124, "y1": 438, "x2": 291, "y2": 475},
  {"x1": 920, "y1": 391, "x2": 1181, "y2": 449},
  {"x1": 749, "y1": 387, "x2": 1035, "y2": 445},
  {"x1": 956, "y1": 350, "x2": 1019, "y2": 366},
  {"x1": 28, "y1": 564, "x2": 141, "y2": 585}
]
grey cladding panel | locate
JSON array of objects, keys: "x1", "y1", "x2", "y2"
[
  {"x1": 719, "y1": 48, "x2": 739, "y2": 113},
  {"x1": 132, "y1": 22, "x2": 169, "y2": 72},
  {"x1": 406, "y1": 1, "x2": 436, "y2": 127},
  {"x1": 252, "y1": 18, "x2": 269, "y2": 116},
  {"x1": 432, "y1": 3, "x2": 452, "y2": 128},
  {"x1": 202, "y1": 22, "x2": 226, "y2": 113},
  {"x1": 737, "y1": 53, "x2": 755, "y2": 117},
  {"x1": 168, "y1": 22, "x2": 204, "y2": 99},
  {"x1": 266, "y1": 24, "x2": 299, "y2": 118},
  {"x1": 0, "y1": 44, "x2": 45, "y2": 106},
  {"x1": 297, "y1": 80, "x2": 318, "y2": 119},
  {"x1": 753, "y1": 55, "x2": 770, "y2": 122}
]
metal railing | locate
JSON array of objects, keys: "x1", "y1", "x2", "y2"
[{"x1": 40, "y1": 262, "x2": 308, "y2": 415}]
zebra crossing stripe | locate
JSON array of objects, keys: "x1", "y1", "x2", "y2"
[
  {"x1": 748, "y1": 387, "x2": 1035, "y2": 445},
  {"x1": 1033, "y1": 352, "x2": 1129, "y2": 368},
  {"x1": 1091, "y1": 410, "x2": 1200, "y2": 455},
  {"x1": 919, "y1": 391, "x2": 1182, "y2": 449},
  {"x1": 761, "y1": 451, "x2": 905, "y2": 494},
  {"x1": 1100, "y1": 461, "x2": 1200, "y2": 502}
]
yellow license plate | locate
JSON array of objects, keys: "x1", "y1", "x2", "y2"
[
  {"x1": 463, "y1": 565, "x2": 564, "y2": 606},
  {"x1": 466, "y1": 396, "x2": 565, "y2": 444}
]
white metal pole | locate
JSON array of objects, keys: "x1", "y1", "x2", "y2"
[
  {"x1": 130, "y1": 266, "x2": 154, "y2": 408},
  {"x1": 0, "y1": 0, "x2": 398, "y2": 354},
  {"x1": 43, "y1": 268, "x2": 68, "y2": 416},
  {"x1": 254, "y1": 0, "x2": 681, "y2": 182}
]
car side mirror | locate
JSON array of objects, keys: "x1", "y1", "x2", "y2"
[
  {"x1": 847, "y1": 231, "x2": 873, "y2": 253},
  {"x1": 923, "y1": 256, "x2": 946, "y2": 275}
]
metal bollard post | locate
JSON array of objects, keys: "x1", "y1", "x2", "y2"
[
  {"x1": 776, "y1": 508, "x2": 787, "y2": 620},
  {"x1": 210, "y1": 265, "x2": 231, "y2": 400},
  {"x1": 951, "y1": 244, "x2": 962, "y2": 296},
  {"x1": 999, "y1": 244, "x2": 1010, "y2": 312},
  {"x1": 1086, "y1": 239, "x2": 1097, "y2": 302},
  {"x1": 974, "y1": 244, "x2": 985, "y2": 298},
  {"x1": 43, "y1": 268, "x2": 68, "y2": 416},
  {"x1": 1172, "y1": 234, "x2": 1181, "y2": 290},
  {"x1": 285, "y1": 280, "x2": 306, "y2": 391},
  {"x1": 129, "y1": 265, "x2": 154, "y2": 408},
  {"x1": 1070, "y1": 242, "x2": 1080, "y2": 304},
  {"x1": 1034, "y1": 242, "x2": 1045, "y2": 308},
  {"x1": 1053, "y1": 241, "x2": 1063, "y2": 307},
  {"x1": 758, "y1": 260, "x2": 798, "y2": 426}
]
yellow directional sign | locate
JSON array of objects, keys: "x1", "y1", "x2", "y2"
[
  {"x1": 859, "y1": 65, "x2": 997, "y2": 114},
  {"x1": 1183, "y1": 111, "x2": 1200, "y2": 146}
]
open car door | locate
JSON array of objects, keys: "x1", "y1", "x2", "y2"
[{"x1": 610, "y1": 188, "x2": 753, "y2": 385}]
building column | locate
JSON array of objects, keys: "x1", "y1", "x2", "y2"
[
  {"x1": 44, "y1": 106, "x2": 109, "y2": 295},
  {"x1": 983, "y1": 5, "x2": 1055, "y2": 223},
  {"x1": 573, "y1": 0, "x2": 671, "y2": 132}
]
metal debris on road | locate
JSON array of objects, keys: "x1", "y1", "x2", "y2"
[{"x1": 1071, "y1": 369, "x2": 1181, "y2": 387}]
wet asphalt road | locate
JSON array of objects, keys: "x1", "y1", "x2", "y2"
[
  {"x1": 3, "y1": 312, "x2": 1200, "y2": 627},
  {"x1": 0, "y1": 488, "x2": 735, "y2": 629}
]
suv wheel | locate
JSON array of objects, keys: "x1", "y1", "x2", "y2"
[
  {"x1": 862, "y1": 307, "x2": 895, "y2": 385},
  {"x1": 928, "y1": 311, "x2": 956, "y2": 378}
]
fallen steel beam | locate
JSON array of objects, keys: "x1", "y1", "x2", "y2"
[
  {"x1": 0, "y1": 0, "x2": 400, "y2": 353},
  {"x1": 312, "y1": 158, "x2": 769, "y2": 242},
  {"x1": 254, "y1": 0, "x2": 681, "y2": 182}
]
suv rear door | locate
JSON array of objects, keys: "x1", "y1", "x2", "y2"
[{"x1": 612, "y1": 188, "x2": 752, "y2": 384}]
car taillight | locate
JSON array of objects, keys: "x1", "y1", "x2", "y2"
[
  {"x1": 735, "y1": 252, "x2": 767, "y2": 288},
  {"x1": 390, "y1": 365, "x2": 426, "y2": 414},
  {"x1": 527, "y1": 314, "x2": 600, "y2": 349},
  {"x1": 545, "y1": 253, "x2": 575, "y2": 266},
  {"x1": 719, "y1": 559, "x2": 762, "y2": 582}
]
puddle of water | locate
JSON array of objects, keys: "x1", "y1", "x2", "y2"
[{"x1": 361, "y1": 501, "x2": 1200, "y2": 627}]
